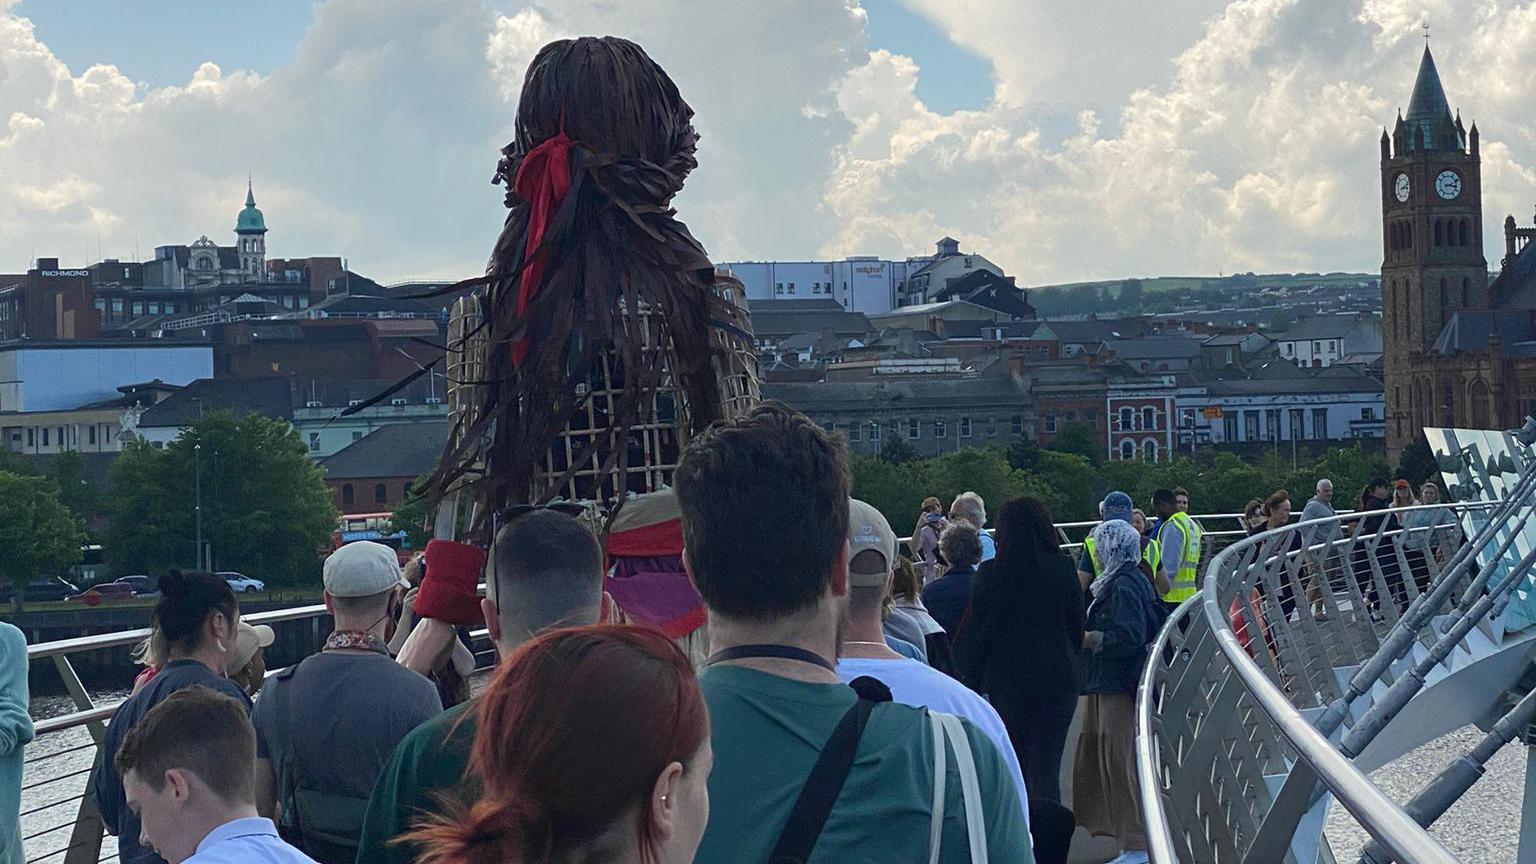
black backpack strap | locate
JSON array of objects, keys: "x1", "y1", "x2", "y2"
[
  {"x1": 268, "y1": 661, "x2": 304, "y2": 841},
  {"x1": 768, "y1": 676, "x2": 893, "y2": 864}
]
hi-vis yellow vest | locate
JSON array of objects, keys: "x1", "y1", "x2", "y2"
[
  {"x1": 1084, "y1": 534, "x2": 1162, "y2": 577},
  {"x1": 1161, "y1": 511, "x2": 1203, "y2": 603}
]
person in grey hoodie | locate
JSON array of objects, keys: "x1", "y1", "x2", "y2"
[{"x1": 1298, "y1": 479, "x2": 1339, "y2": 618}]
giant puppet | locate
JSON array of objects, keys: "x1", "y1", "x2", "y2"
[{"x1": 394, "y1": 37, "x2": 758, "y2": 661}]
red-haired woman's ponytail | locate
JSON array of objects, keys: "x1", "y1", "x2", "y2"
[{"x1": 405, "y1": 792, "x2": 550, "y2": 864}]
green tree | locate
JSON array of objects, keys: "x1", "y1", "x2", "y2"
[
  {"x1": 44, "y1": 450, "x2": 99, "y2": 532},
  {"x1": 879, "y1": 435, "x2": 921, "y2": 464},
  {"x1": 1050, "y1": 421, "x2": 1103, "y2": 466},
  {"x1": 389, "y1": 476, "x2": 433, "y2": 551},
  {"x1": 107, "y1": 412, "x2": 338, "y2": 586},
  {"x1": 0, "y1": 471, "x2": 84, "y2": 611},
  {"x1": 1117, "y1": 278, "x2": 1144, "y2": 309}
]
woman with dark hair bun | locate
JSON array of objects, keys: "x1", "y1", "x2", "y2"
[
  {"x1": 956, "y1": 497, "x2": 1083, "y2": 805},
  {"x1": 95, "y1": 570, "x2": 247, "y2": 864},
  {"x1": 404, "y1": 625, "x2": 711, "y2": 864}
]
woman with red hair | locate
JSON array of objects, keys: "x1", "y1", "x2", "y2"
[{"x1": 403, "y1": 625, "x2": 711, "y2": 864}]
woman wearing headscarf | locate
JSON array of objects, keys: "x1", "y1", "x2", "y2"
[{"x1": 1073, "y1": 520, "x2": 1162, "y2": 864}]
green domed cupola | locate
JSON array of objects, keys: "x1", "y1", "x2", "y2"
[{"x1": 235, "y1": 180, "x2": 267, "y2": 234}]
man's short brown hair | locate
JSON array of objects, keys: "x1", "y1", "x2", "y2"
[
  {"x1": 674, "y1": 402, "x2": 851, "y2": 619},
  {"x1": 114, "y1": 686, "x2": 255, "y2": 803}
]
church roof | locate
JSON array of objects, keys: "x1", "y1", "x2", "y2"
[
  {"x1": 1431, "y1": 310, "x2": 1536, "y2": 358},
  {"x1": 1402, "y1": 46, "x2": 1461, "y2": 151},
  {"x1": 236, "y1": 182, "x2": 267, "y2": 234}
]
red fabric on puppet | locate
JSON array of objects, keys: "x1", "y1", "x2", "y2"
[
  {"x1": 604, "y1": 490, "x2": 704, "y2": 638},
  {"x1": 416, "y1": 539, "x2": 487, "y2": 626}
]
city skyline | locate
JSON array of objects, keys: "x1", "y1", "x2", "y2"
[{"x1": 5, "y1": 1, "x2": 1536, "y2": 286}]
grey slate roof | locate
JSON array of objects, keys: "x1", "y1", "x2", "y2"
[
  {"x1": 320, "y1": 421, "x2": 449, "y2": 479},
  {"x1": 1272, "y1": 315, "x2": 1367, "y2": 342},
  {"x1": 747, "y1": 299, "x2": 872, "y2": 339},
  {"x1": 1105, "y1": 337, "x2": 1204, "y2": 360},
  {"x1": 137, "y1": 377, "x2": 294, "y2": 428},
  {"x1": 1431, "y1": 310, "x2": 1536, "y2": 358}
]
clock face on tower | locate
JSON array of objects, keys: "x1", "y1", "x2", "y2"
[
  {"x1": 1436, "y1": 170, "x2": 1463, "y2": 200},
  {"x1": 1395, "y1": 173, "x2": 1411, "y2": 202}
]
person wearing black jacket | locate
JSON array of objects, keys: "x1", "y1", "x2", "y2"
[
  {"x1": 1351, "y1": 478, "x2": 1402, "y2": 615},
  {"x1": 956, "y1": 497, "x2": 1083, "y2": 804}
]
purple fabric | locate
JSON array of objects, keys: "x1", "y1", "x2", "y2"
[{"x1": 606, "y1": 555, "x2": 702, "y2": 632}]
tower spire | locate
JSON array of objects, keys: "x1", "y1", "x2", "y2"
[{"x1": 245, "y1": 175, "x2": 256, "y2": 208}]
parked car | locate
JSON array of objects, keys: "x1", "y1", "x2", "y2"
[
  {"x1": 1, "y1": 576, "x2": 80, "y2": 605},
  {"x1": 219, "y1": 572, "x2": 265, "y2": 593},
  {"x1": 111, "y1": 575, "x2": 158, "y2": 596},
  {"x1": 68, "y1": 582, "x2": 136, "y2": 604}
]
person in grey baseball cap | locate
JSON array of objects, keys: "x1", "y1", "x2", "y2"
[{"x1": 250, "y1": 542, "x2": 439, "y2": 864}]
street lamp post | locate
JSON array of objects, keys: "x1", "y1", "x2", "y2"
[{"x1": 194, "y1": 442, "x2": 203, "y2": 571}]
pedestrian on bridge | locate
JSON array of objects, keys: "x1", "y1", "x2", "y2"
[
  {"x1": 251, "y1": 541, "x2": 440, "y2": 864},
  {"x1": 956, "y1": 496, "x2": 1083, "y2": 807},
  {"x1": 0, "y1": 621, "x2": 33, "y2": 864},
  {"x1": 950, "y1": 491, "x2": 995, "y2": 563},
  {"x1": 677, "y1": 403, "x2": 1032, "y2": 863},
  {"x1": 913, "y1": 496, "x2": 948, "y2": 583},
  {"x1": 1075, "y1": 519, "x2": 1165, "y2": 864},
  {"x1": 96, "y1": 570, "x2": 249, "y2": 864},
  {"x1": 356, "y1": 508, "x2": 607, "y2": 864},
  {"x1": 921, "y1": 521, "x2": 984, "y2": 639},
  {"x1": 115, "y1": 686, "x2": 317, "y2": 864}
]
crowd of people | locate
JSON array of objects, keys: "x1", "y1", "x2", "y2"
[{"x1": 1, "y1": 404, "x2": 1474, "y2": 864}]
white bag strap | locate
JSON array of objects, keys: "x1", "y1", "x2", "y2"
[
  {"x1": 938, "y1": 712, "x2": 988, "y2": 864},
  {"x1": 929, "y1": 712, "x2": 948, "y2": 864}
]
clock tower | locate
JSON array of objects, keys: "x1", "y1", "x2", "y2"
[{"x1": 1381, "y1": 45, "x2": 1488, "y2": 456}]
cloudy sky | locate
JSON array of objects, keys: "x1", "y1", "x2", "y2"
[{"x1": 4, "y1": 0, "x2": 1536, "y2": 286}]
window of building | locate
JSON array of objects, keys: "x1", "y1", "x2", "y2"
[
  {"x1": 342, "y1": 484, "x2": 354, "y2": 506},
  {"x1": 131, "y1": 302, "x2": 143, "y2": 317},
  {"x1": 309, "y1": 432, "x2": 321, "y2": 452},
  {"x1": 1442, "y1": 382, "x2": 1455, "y2": 424},
  {"x1": 1289, "y1": 409, "x2": 1304, "y2": 440},
  {"x1": 849, "y1": 423, "x2": 861, "y2": 442},
  {"x1": 787, "y1": 282, "x2": 796, "y2": 294},
  {"x1": 374, "y1": 483, "x2": 388, "y2": 504},
  {"x1": 1311, "y1": 408, "x2": 1327, "y2": 439},
  {"x1": 1141, "y1": 406, "x2": 1157, "y2": 430},
  {"x1": 1118, "y1": 407, "x2": 1133, "y2": 431},
  {"x1": 1243, "y1": 411, "x2": 1259, "y2": 441},
  {"x1": 1312, "y1": 341, "x2": 1321, "y2": 353},
  {"x1": 352, "y1": 431, "x2": 363, "y2": 442},
  {"x1": 1460, "y1": 220, "x2": 1469, "y2": 247},
  {"x1": 1223, "y1": 413, "x2": 1238, "y2": 441},
  {"x1": 870, "y1": 421, "x2": 881, "y2": 441},
  {"x1": 165, "y1": 302, "x2": 177, "y2": 314},
  {"x1": 908, "y1": 419, "x2": 920, "y2": 439},
  {"x1": 1011, "y1": 415, "x2": 1023, "y2": 436},
  {"x1": 775, "y1": 282, "x2": 784, "y2": 295},
  {"x1": 1471, "y1": 380, "x2": 1490, "y2": 428},
  {"x1": 41, "y1": 428, "x2": 48, "y2": 447},
  {"x1": 1265, "y1": 409, "x2": 1279, "y2": 440},
  {"x1": 25, "y1": 428, "x2": 34, "y2": 448},
  {"x1": 1142, "y1": 438, "x2": 1158, "y2": 462},
  {"x1": 822, "y1": 421, "x2": 835, "y2": 433},
  {"x1": 1360, "y1": 407, "x2": 1373, "y2": 420},
  {"x1": 1328, "y1": 340, "x2": 1337, "y2": 352},
  {"x1": 1120, "y1": 439, "x2": 1135, "y2": 460},
  {"x1": 88, "y1": 425, "x2": 97, "y2": 446},
  {"x1": 934, "y1": 419, "x2": 947, "y2": 439},
  {"x1": 111, "y1": 299, "x2": 123, "y2": 313},
  {"x1": 959, "y1": 417, "x2": 972, "y2": 438},
  {"x1": 1434, "y1": 220, "x2": 1444, "y2": 246},
  {"x1": 1044, "y1": 414, "x2": 1058, "y2": 433}
]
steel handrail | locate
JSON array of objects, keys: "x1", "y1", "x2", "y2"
[
  {"x1": 25, "y1": 603, "x2": 332, "y2": 661},
  {"x1": 1138, "y1": 502, "x2": 1498, "y2": 864}
]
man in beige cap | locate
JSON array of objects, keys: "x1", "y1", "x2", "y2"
[
  {"x1": 837, "y1": 499, "x2": 1030, "y2": 822},
  {"x1": 226, "y1": 621, "x2": 274, "y2": 697},
  {"x1": 251, "y1": 542, "x2": 441, "y2": 864}
]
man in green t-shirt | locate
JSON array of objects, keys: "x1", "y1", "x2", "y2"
[
  {"x1": 353, "y1": 510, "x2": 606, "y2": 864},
  {"x1": 674, "y1": 404, "x2": 1035, "y2": 864}
]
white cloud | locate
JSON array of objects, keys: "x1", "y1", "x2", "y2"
[
  {"x1": 5, "y1": 0, "x2": 1536, "y2": 286},
  {"x1": 824, "y1": 0, "x2": 1536, "y2": 283}
]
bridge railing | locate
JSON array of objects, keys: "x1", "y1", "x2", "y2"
[
  {"x1": 1138, "y1": 499, "x2": 1511, "y2": 864},
  {"x1": 17, "y1": 603, "x2": 495, "y2": 864}
]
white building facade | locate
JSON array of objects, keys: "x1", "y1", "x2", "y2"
[
  {"x1": 722, "y1": 257, "x2": 918, "y2": 316},
  {"x1": 1173, "y1": 386, "x2": 1386, "y2": 448}
]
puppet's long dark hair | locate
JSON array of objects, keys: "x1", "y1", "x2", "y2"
[{"x1": 425, "y1": 37, "x2": 724, "y2": 534}]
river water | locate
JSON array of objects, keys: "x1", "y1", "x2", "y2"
[{"x1": 21, "y1": 692, "x2": 124, "y2": 864}]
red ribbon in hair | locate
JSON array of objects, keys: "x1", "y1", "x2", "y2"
[{"x1": 510, "y1": 131, "x2": 574, "y2": 366}]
